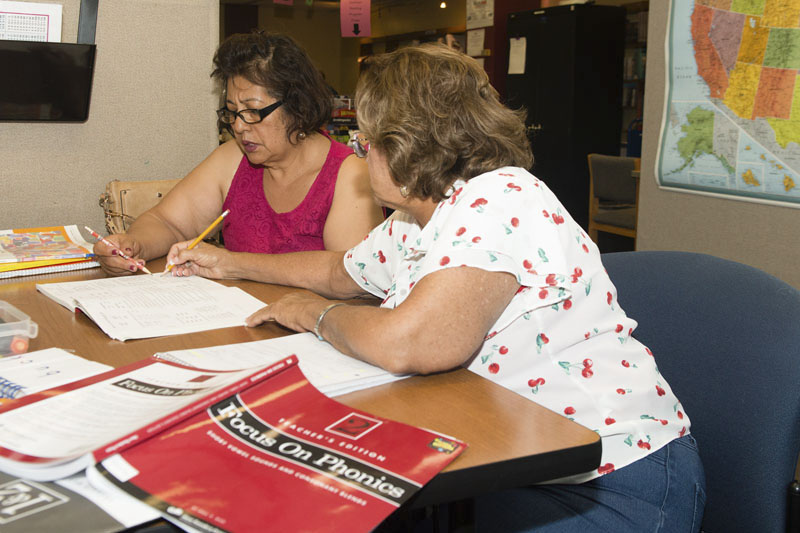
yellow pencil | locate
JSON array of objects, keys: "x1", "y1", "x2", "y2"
[{"x1": 166, "y1": 209, "x2": 230, "y2": 272}]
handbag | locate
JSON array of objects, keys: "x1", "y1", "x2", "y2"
[{"x1": 99, "y1": 179, "x2": 181, "y2": 234}]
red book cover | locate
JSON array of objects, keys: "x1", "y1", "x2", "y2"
[{"x1": 94, "y1": 362, "x2": 466, "y2": 533}]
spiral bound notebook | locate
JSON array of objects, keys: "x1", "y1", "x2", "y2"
[
  {"x1": 0, "y1": 348, "x2": 112, "y2": 400},
  {"x1": 0, "y1": 259, "x2": 101, "y2": 280}
]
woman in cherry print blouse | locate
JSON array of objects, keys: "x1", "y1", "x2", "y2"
[{"x1": 166, "y1": 44, "x2": 706, "y2": 531}]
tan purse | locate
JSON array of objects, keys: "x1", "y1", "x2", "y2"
[{"x1": 99, "y1": 179, "x2": 181, "y2": 234}]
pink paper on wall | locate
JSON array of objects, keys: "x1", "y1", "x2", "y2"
[{"x1": 340, "y1": 0, "x2": 370, "y2": 37}]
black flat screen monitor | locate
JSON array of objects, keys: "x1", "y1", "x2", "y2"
[{"x1": 0, "y1": 40, "x2": 96, "y2": 122}]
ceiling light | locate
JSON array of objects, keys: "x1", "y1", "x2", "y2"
[{"x1": 440, "y1": 1, "x2": 446, "y2": 7}]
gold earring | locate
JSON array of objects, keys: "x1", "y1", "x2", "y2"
[
  {"x1": 298, "y1": 132, "x2": 307, "y2": 140},
  {"x1": 399, "y1": 185, "x2": 409, "y2": 198}
]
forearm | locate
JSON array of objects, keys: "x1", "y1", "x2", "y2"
[
  {"x1": 225, "y1": 250, "x2": 364, "y2": 299},
  {"x1": 316, "y1": 305, "x2": 472, "y2": 375}
]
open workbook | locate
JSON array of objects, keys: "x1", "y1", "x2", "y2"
[
  {"x1": 0, "y1": 356, "x2": 293, "y2": 481},
  {"x1": 36, "y1": 275, "x2": 266, "y2": 341},
  {"x1": 154, "y1": 332, "x2": 410, "y2": 397},
  {"x1": 88, "y1": 360, "x2": 465, "y2": 533}
]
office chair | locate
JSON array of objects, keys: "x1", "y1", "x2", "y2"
[
  {"x1": 601, "y1": 251, "x2": 800, "y2": 532},
  {"x1": 586, "y1": 154, "x2": 640, "y2": 244}
]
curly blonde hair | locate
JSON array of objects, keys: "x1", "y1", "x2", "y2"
[{"x1": 355, "y1": 44, "x2": 532, "y2": 202}]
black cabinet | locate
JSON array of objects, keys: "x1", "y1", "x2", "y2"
[{"x1": 506, "y1": 5, "x2": 625, "y2": 230}]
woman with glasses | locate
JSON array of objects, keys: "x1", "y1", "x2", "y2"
[
  {"x1": 165, "y1": 44, "x2": 705, "y2": 532},
  {"x1": 95, "y1": 31, "x2": 383, "y2": 275}
]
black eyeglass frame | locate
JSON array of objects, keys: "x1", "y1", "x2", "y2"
[{"x1": 216, "y1": 100, "x2": 284, "y2": 125}]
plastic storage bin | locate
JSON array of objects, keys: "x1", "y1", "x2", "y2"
[{"x1": 0, "y1": 301, "x2": 38, "y2": 356}]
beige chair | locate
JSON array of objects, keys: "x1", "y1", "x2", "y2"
[
  {"x1": 587, "y1": 154, "x2": 640, "y2": 244},
  {"x1": 99, "y1": 178, "x2": 181, "y2": 234}
]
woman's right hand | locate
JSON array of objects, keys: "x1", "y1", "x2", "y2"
[
  {"x1": 165, "y1": 241, "x2": 235, "y2": 279},
  {"x1": 94, "y1": 234, "x2": 148, "y2": 276}
]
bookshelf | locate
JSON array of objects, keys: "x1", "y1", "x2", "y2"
[{"x1": 621, "y1": 2, "x2": 648, "y2": 157}]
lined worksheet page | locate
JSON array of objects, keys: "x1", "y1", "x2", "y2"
[{"x1": 37, "y1": 276, "x2": 266, "y2": 341}]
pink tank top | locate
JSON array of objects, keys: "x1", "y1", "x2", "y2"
[{"x1": 221, "y1": 137, "x2": 352, "y2": 253}]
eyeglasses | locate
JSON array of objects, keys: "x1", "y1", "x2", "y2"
[
  {"x1": 216, "y1": 101, "x2": 283, "y2": 125},
  {"x1": 349, "y1": 130, "x2": 370, "y2": 158}
]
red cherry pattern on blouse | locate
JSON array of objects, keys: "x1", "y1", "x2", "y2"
[
  {"x1": 375, "y1": 250, "x2": 386, "y2": 263},
  {"x1": 506, "y1": 181, "x2": 522, "y2": 191},
  {"x1": 546, "y1": 273, "x2": 558, "y2": 286},
  {"x1": 598, "y1": 463, "x2": 615, "y2": 475},
  {"x1": 538, "y1": 289, "x2": 549, "y2": 299},
  {"x1": 499, "y1": 346, "x2": 509, "y2": 355},
  {"x1": 456, "y1": 226, "x2": 467, "y2": 236},
  {"x1": 582, "y1": 243, "x2": 589, "y2": 253},
  {"x1": 615, "y1": 324, "x2": 624, "y2": 333},
  {"x1": 655, "y1": 384, "x2": 666, "y2": 396},
  {"x1": 605, "y1": 417, "x2": 616, "y2": 425},
  {"x1": 448, "y1": 186, "x2": 463, "y2": 204},
  {"x1": 552, "y1": 213, "x2": 565, "y2": 225},
  {"x1": 563, "y1": 299, "x2": 573, "y2": 310},
  {"x1": 470, "y1": 198, "x2": 488, "y2": 209},
  {"x1": 637, "y1": 439, "x2": 651, "y2": 450},
  {"x1": 528, "y1": 377, "x2": 546, "y2": 393},
  {"x1": 440, "y1": 256, "x2": 450, "y2": 266},
  {"x1": 472, "y1": 236, "x2": 481, "y2": 243},
  {"x1": 570, "y1": 267, "x2": 583, "y2": 283},
  {"x1": 488, "y1": 362, "x2": 499, "y2": 374},
  {"x1": 511, "y1": 217, "x2": 520, "y2": 227},
  {"x1": 564, "y1": 406, "x2": 576, "y2": 415}
]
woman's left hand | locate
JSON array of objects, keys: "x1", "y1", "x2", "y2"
[{"x1": 247, "y1": 292, "x2": 334, "y2": 334}]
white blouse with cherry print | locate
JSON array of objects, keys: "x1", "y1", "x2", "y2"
[{"x1": 344, "y1": 167, "x2": 689, "y2": 482}]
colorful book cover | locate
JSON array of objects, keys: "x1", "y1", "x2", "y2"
[
  {"x1": 0, "y1": 226, "x2": 95, "y2": 269},
  {"x1": 94, "y1": 362, "x2": 466, "y2": 533}
]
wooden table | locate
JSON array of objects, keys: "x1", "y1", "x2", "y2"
[{"x1": 0, "y1": 259, "x2": 601, "y2": 512}]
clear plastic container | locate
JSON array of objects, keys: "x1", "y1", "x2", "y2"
[{"x1": 0, "y1": 301, "x2": 38, "y2": 356}]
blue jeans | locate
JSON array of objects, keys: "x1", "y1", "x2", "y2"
[{"x1": 474, "y1": 434, "x2": 706, "y2": 532}]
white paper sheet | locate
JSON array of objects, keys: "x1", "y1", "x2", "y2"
[
  {"x1": 0, "y1": 348, "x2": 112, "y2": 400},
  {"x1": 155, "y1": 332, "x2": 409, "y2": 397},
  {"x1": 508, "y1": 37, "x2": 527, "y2": 75},
  {"x1": 0, "y1": 1, "x2": 62, "y2": 42},
  {"x1": 467, "y1": 28, "x2": 485, "y2": 57}
]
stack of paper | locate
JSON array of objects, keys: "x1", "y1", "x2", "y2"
[
  {"x1": 36, "y1": 275, "x2": 266, "y2": 341},
  {"x1": 155, "y1": 332, "x2": 409, "y2": 397},
  {"x1": 0, "y1": 225, "x2": 99, "y2": 279}
]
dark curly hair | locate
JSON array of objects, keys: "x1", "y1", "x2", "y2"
[
  {"x1": 356, "y1": 44, "x2": 532, "y2": 202},
  {"x1": 212, "y1": 31, "x2": 332, "y2": 142}
]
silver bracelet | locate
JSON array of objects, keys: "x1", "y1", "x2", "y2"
[{"x1": 314, "y1": 303, "x2": 346, "y2": 341}]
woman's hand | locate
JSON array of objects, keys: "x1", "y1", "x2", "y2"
[
  {"x1": 94, "y1": 234, "x2": 148, "y2": 276},
  {"x1": 246, "y1": 292, "x2": 334, "y2": 334},
  {"x1": 165, "y1": 240, "x2": 236, "y2": 279}
]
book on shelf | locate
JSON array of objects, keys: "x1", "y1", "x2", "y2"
[
  {"x1": 0, "y1": 226, "x2": 100, "y2": 279},
  {"x1": 0, "y1": 348, "x2": 112, "y2": 402},
  {"x1": 0, "y1": 355, "x2": 296, "y2": 481},
  {"x1": 88, "y1": 360, "x2": 466, "y2": 533},
  {"x1": 153, "y1": 331, "x2": 410, "y2": 397},
  {"x1": 36, "y1": 275, "x2": 266, "y2": 341}
]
